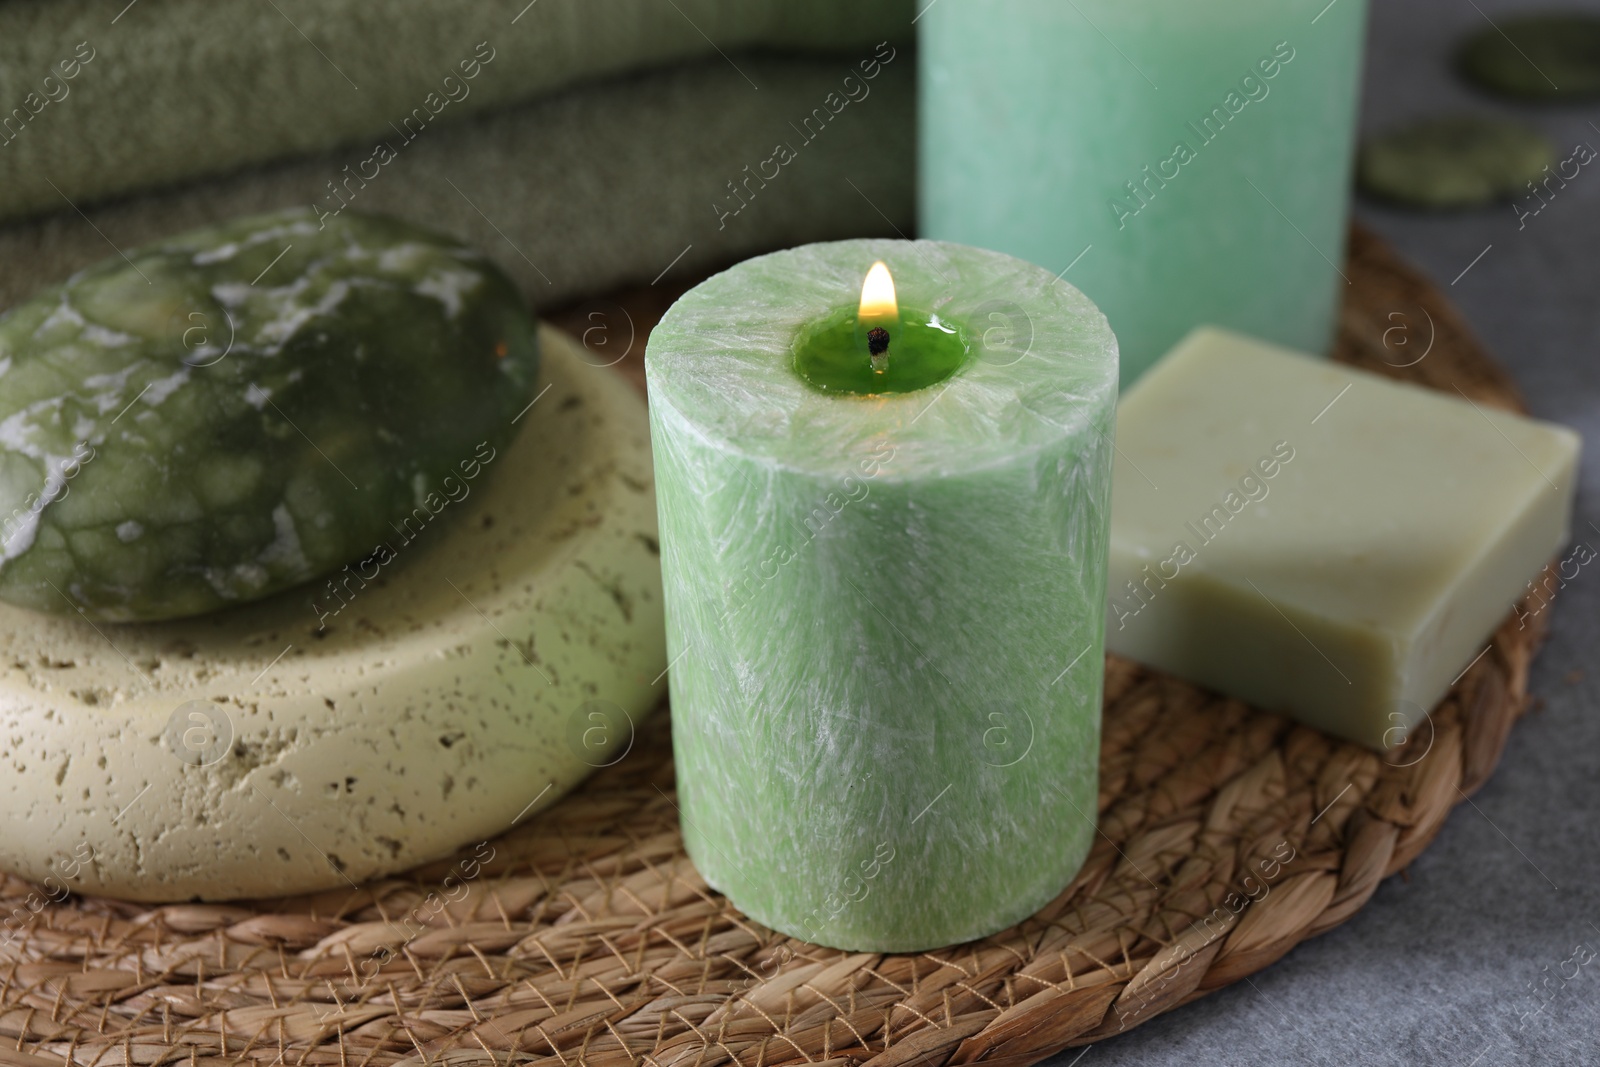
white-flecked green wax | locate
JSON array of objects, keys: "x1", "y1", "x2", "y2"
[{"x1": 646, "y1": 240, "x2": 1119, "y2": 952}]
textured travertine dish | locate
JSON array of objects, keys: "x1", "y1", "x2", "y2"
[{"x1": 0, "y1": 327, "x2": 665, "y2": 901}]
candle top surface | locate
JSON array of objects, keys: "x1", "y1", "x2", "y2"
[
  {"x1": 789, "y1": 302, "x2": 970, "y2": 396},
  {"x1": 645, "y1": 239, "x2": 1118, "y2": 478}
]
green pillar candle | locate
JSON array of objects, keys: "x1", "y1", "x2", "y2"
[
  {"x1": 919, "y1": 0, "x2": 1369, "y2": 385},
  {"x1": 645, "y1": 239, "x2": 1118, "y2": 952}
]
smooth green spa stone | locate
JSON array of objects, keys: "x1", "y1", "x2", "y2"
[
  {"x1": 0, "y1": 208, "x2": 538, "y2": 621},
  {"x1": 1458, "y1": 14, "x2": 1600, "y2": 100},
  {"x1": 647, "y1": 240, "x2": 1118, "y2": 952},
  {"x1": 1357, "y1": 115, "x2": 1555, "y2": 208}
]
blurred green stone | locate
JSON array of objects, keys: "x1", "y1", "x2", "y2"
[
  {"x1": 1357, "y1": 115, "x2": 1555, "y2": 208},
  {"x1": 1458, "y1": 13, "x2": 1600, "y2": 99},
  {"x1": 0, "y1": 208, "x2": 539, "y2": 621}
]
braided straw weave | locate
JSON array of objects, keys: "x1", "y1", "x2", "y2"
[{"x1": 0, "y1": 227, "x2": 1551, "y2": 1066}]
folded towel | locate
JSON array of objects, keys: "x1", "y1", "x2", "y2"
[
  {"x1": 0, "y1": 0, "x2": 911, "y2": 224},
  {"x1": 0, "y1": 54, "x2": 916, "y2": 311}
]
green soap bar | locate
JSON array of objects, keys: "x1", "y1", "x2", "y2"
[
  {"x1": 1458, "y1": 13, "x2": 1600, "y2": 99},
  {"x1": 646, "y1": 239, "x2": 1118, "y2": 952},
  {"x1": 1107, "y1": 327, "x2": 1579, "y2": 750},
  {"x1": 1357, "y1": 115, "x2": 1555, "y2": 208},
  {"x1": 0, "y1": 208, "x2": 538, "y2": 621}
]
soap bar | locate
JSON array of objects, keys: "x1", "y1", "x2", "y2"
[{"x1": 1107, "y1": 327, "x2": 1579, "y2": 749}]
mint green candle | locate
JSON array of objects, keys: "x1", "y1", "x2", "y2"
[
  {"x1": 920, "y1": 0, "x2": 1369, "y2": 385},
  {"x1": 646, "y1": 239, "x2": 1118, "y2": 951}
]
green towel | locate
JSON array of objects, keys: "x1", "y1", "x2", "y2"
[
  {"x1": 0, "y1": 55, "x2": 916, "y2": 312},
  {"x1": 0, "y1": 0, "x2": 912, "y2": 225}
]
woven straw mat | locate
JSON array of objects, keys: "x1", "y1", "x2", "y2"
[{"x1": 0, "y1": 226, "x2": 1554, "y2": 1066}]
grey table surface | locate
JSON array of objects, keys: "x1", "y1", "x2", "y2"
[{"x1": 1038, "y1": 1, "x2": 1600, "y2": 1065}]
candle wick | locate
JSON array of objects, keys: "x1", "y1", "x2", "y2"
[{"x1": 867, "y1": 327, "x2": 890, "y2": 356}]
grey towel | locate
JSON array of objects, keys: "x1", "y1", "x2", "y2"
[
  {"x1": 0, "y1": 0, "x2": 912, "y2": 225},
  {"x1": 0, "y1": 54, "x2": 917, "y2": 312}
]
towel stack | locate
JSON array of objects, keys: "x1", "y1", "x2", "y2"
[{"x1": 0, "y1": 0, "x2": 916, "y2": 305}]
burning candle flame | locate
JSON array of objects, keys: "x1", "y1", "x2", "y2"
[{"x1": 858, "y1": 261, "x2": 898, "y2": 323}]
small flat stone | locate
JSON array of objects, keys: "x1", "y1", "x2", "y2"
[
  {"x1": 1357, "y1": 115, "x2": 1554, "y2": 208},
  {"x1": 1458, "y1": 13, "x2": 1600, "y2": 99},
  {"x1": 0, "y1": 208, "x2": 539, "y2": 621}
]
